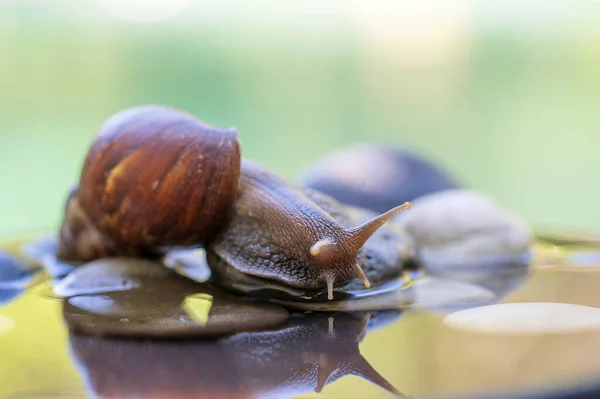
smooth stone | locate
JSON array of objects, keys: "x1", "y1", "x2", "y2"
[
  {"x1": 444, "y1": 302, "x2": 600, "y2": 334},
  {"x1": 464, "y1": 266, "x2": 530, "y2": 301},
  {"x1": 60, "y1": 258, "x2": 288, "y2": 338},
  {"x1": 20, "y1": 234, "x2": 75, "y2": 278},
  {"x1": 53, "y1": 258, "x2": 169, "y2": 297},
  {"x1": 39, "y1": 256, "x2": 76, "y2": 279},
  {"x1": 0, "y1": 251, "x2": 39, "y2": 288},
  {"x1": 19, "y1": 234, "x2": 58, "y2": 263},
  {"x1": 0, "y1": 288, "x2": 26, "y2": 306},
  {"x1": 411, "y1": 278, "x2": 497, "y2": 312},
  {"x1": 163, "y1": 248, "x2": 212, "y2": 282},
  {"x1": 300, "y1": 143, "x2": 459, "y2": 213},
  {"x1": 68, "y1": 312, "x2": 403, "y2": 398},
  {"x1": 396, "y1": 189, "x2": 533, "y2": 274}
]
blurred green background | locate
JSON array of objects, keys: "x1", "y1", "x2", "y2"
[
  {"x1": 1, "y1": 0, "x2": 600, "y2": 238},
  {"x1": 1, "y1": 2, "x2": 600, "y2": 398}
]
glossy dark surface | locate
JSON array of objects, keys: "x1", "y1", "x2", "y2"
[
  {"x1": 68, "y1": 312, "x2": 402, "y2": 399},
  {"x1": 58, "y1": 258, "x2": 289, "y2": 338},
  {"x1": 2, "y1": 237, "x2": 600, "y2": 398}
]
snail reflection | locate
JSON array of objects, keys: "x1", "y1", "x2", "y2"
[{"x1": 68, "y1": 311, "x2": 405, "y2": 399}]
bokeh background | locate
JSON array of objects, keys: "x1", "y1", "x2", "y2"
[
  {"x1": 1, "y1": 2, "x2": 600, "y2": 399},
  {"x1": 1, "y1": 0, "x2": 599, "y2": 237}
]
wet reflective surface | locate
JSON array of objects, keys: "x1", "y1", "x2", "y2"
[
  {"x1": 59, "y1": 258, "x2": 289, "y2": 338},
  {"x1": 2, "y1": 235, "x2": 600, "y2": 398},
  {"x1": 69, "y1": 312, "x2": 402, "y2": 398}
]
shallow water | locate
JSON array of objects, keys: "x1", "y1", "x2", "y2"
[{"x1": 2, "y1": 237, "x2": 600, "y2": 398}]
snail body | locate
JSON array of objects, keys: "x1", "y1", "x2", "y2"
[
  {"x1": 207, "y1": 185, "x2": 409, "y2": 300},
  {"x1": 208, "y1": 159, "x2": 411, "y2": 300}
]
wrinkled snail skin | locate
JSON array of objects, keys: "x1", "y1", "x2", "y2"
[
  {"x1": 57, "y1": 105, "x2": 241, "y2": 261},
  {"x1": 207, "y1": 190, "x2": 409, "y2": 300},
  {"x1": 208, "y1": 159, "x2": 411, "y2": 300}
]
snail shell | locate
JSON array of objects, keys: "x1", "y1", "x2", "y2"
[
  {"x1": 57, "y1": 186, "x2": 124, "y2": 262},
  {"x1": 60, "y1": 105, "x2": 241, "y2": 259}
]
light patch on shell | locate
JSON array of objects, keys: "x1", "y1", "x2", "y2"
[
  {"x1": 182, "y1": 293, "x2": 213, "y2": 325},
  {"x1": 104, "y1": 161, "x2": 126, "y2": 200}
]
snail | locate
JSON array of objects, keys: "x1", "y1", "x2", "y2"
[
  {"x1": 300, "y1": 143, "x2": 460, "y2": 213},
  {"x1": 56, "y1": 105, "x2": 413, "y2": 301}
]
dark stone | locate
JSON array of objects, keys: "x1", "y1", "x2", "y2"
[
  {"x1": 59, "y1": 258, "x2": 288, "y2": 338},
  {"x1": 0, "y1": 250, "x2": 41, "y2": 306},
  {"x1": 20, "y1": 234, "x2": 76, "y2": 278},
  {"x1": 0, "y1": 251, "x2": 39, "y2": 286},
  {"x1": 300, "y1": 143, "x2": 460, "y2": 213}
]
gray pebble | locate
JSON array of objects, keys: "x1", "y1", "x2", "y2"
[{"x1": 396, "y1": 189, "x2": 533, "y2": 275}]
